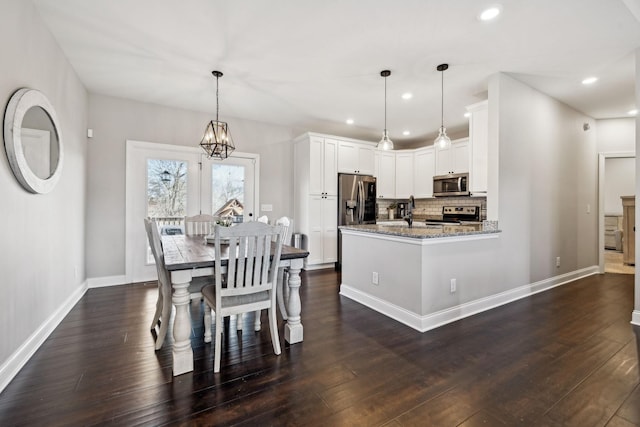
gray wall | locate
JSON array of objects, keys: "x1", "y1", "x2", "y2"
[
  {"x1": 87, "y1": 94, "x2": 297, "y2": 278},
  {"x1": 490, "y1": 73, "x2": 598, "y2": 286},
  {"x1": 0, "y1": 0, "x2": 88, "y2": 363}
]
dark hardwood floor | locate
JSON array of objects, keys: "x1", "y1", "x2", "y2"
[{"x1": 0, "y1": 271, "x2": 638, "y2": 426}]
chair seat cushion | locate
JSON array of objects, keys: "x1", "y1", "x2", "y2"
[{"x1": 201, "y1": 284, "x2": 270, "y2": 308}]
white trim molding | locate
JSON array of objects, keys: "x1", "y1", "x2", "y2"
[
  {"x1": 0, "y1": 282, "x2": 87, "y2": 393},
  {"x1": 340, "y1": 266, "x2": 600, "y2": 333},
  {"x1": 87, "y1": 275, "x2": 128, "y2": 288},
  {"x1": 632, "y1": 310, "x2": 640, "y2": 327}
]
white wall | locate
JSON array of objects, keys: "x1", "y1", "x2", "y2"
[
  {"x1": 597, "y1": 118, "x2": 636, "y2": 152},
  {"x1": 635, "y1": 48, "x2": 640, "y2": 322},
  {"x1": 491, "y1": 72, "x2": 598, "y2": 284},
  {"x1": 86, "y1": 94, "x2": 297, "y2": 278},
  {"x1": 0, "y1": 0, "x2": 88, "y2": 370},
  {"x1": 604, "y1": 157, "x2": 635, "y2": 215}
]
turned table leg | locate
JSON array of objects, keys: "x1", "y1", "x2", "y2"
[
  {"x1": 171, "y1": 269, "x2": 194, "y2": 375},
  {"x1": 284, "y1": 259, "x2": 304, "y2": 344}
]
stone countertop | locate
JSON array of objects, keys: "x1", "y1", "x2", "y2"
[{"x1": 340, "y1": 223, "x2": 501, "y2": 239}]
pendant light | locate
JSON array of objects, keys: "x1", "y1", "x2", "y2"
[
  {"x1": 434, "y1": 63, "x2": 452, "y2": 149},
  {"x1": 200, "y1": 71, "x2": 235, "y2": 160},
  {"x1": 377, "y1": 70, "x2": 394, "y2": 150}
]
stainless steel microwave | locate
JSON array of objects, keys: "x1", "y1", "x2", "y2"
[{"x1": 433, "y1": 173, "x2": 470, "y2": 197}]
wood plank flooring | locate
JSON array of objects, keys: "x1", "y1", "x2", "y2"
[{"x1": 0, "y1": 271, "x2": 638, "y2": 426}]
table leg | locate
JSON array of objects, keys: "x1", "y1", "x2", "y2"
[
  {"x1": 284, "y1": 259, "x2": 304, "y2": 344},
  {"x1": 171, "y1": 269, "x2": 194, "y2": 375}
]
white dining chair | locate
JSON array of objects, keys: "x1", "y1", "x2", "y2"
[
  {"x1": 184, "y1": 214, "x2": 216, "y2": 236},
  {"x1": 274, "y1": 216, "x2": 292, "y2": 320},
  {"x1": 202, "y1": 221, "x2": 284, "y2": 373},
  {"x1": 144, "y1": 218, "x2": 213, "y2": 350}
]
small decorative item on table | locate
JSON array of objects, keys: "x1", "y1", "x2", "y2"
[
  {"x1": 482, "y1": 220, "x2": 498, "y2": 231},
  {"x1": 388, "y1": 202, "x2": 397, "y2": 220},
  {"x1": 205, "y1": 217, "x2": 233, "y2": 244}
]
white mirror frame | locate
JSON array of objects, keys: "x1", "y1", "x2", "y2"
[{"x1": 3, "y1": 88, "x2": 64, "y2": 194}]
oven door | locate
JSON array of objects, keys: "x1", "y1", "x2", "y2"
[{"x1": 433, "y1": 173, "x2": 469, "y2": 197}]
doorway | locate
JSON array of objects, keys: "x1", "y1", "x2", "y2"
[
  {"x1": 125, "y1": 140, "x2": 259, "y2": 283},
  {"x1": 598, "y1": 152, "x2": 635, "y2": 274}
]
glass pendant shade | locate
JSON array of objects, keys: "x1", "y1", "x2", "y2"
[
  {"x1": 434, "y1": 126, "x2": 451, "y2": 149},
  {"x1": 200, "y1": 71, "x2": 235, "y2": 160},
  {"x1": 200, "y1": 119, "x2": 235, "y2": 160},
  {"x1": 378, "y1": 129, "x2": 394, "y2": 150}
]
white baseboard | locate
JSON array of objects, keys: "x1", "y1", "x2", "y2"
[
  {"x1": 632, "y1": 310, "x2": 640, "y2": 327},
  {"x1": 304, "y1": 263, "x2": 335, "y2": 271},
  {"x1": 0, "y1": 281, "x2": 87, "y2": 393},
  {"x1": 340, "y1": 265, "x2": 600, "y2": 333},
  {"x1": 87, "y1": 275, "x2": 127, "y2": 288}
]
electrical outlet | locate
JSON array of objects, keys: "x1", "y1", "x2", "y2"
[
  {"x1": 586, "y1": 204, "x2": 591, "y2": 214},
  {"x1": 450, "y1": 278, "x2": 457, "y2": 293},
  {"x1": 74, "y1": 266, "x2": 79, "y2": 279},
  {"x1": 556, "y1": 257, "x2": 561, "y2": 268},
  {"x1": 372, "y1": 272, "x2": 379, "y2": 285},
  {"x1": 261, "y1": 204, "x2": 273, "y2": 212}
]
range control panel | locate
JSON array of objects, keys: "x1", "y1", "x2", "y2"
[{"x1": 442, "y1": 206, "x2": 478, "y2": 215}]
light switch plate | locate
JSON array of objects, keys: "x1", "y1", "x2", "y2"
[{"x1": 261, "y1": 204, "x2": 273, "y2": 212}]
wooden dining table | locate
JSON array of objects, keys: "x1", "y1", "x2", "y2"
[{"x1": 161, "y1": 233, "x2": 309, "y2": 376}]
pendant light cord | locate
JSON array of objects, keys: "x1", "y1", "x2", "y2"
[
  {"x1": 440, "y1": 69, "x2": 444, "y2": 128},
  {"x1": 215, "y1": 74, "x2": 219, "y2": 123},
  {"x1": 384, "y1": 75, "x2": 387, "y2": 132}
]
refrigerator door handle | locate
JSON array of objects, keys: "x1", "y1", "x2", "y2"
[{"x1": 358, "y1": 180, "x2": 365, "y2": 223}]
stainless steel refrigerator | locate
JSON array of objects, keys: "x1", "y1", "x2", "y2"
[{"x1": 337, "y1": 173, "x2": 377, "y2": 268}]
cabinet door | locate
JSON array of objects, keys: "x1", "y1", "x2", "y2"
[
  {"x1": 414, "y1": 147, "x2": 435, "y2": 198},
  {"x1": 307, "y1": 195, "x2": 324, "y2": 265},
  {"x1": 435, "y1": 145, "x2": 452, "y2": 175},
  {"x1": 452, "y1": 139, "x2": 469, "y2": 173},
  {"x1": 309, "y1": 136, "x2": 325, "y2": 195},
  {"x1": 357, "y1": 145, "x2": 375, "y2": 175},
  {"x1": 395, "y1": 153, "x2": 414, "y2": 199},
  {"x1": 337, "y1": 141, "x2": 358, "y2": 173},
  {"x1": 323, "y1": 195, "x2": 338, "y2": 263},
  {"x1": 323, "y1": 138, "x2": 338, "y2": 195},
  {"x1": 375, "y1": 151, "x2": 395, "y2": 199}
]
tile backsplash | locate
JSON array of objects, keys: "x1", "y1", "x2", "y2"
[{"x1": 377, "y1": 196, "x2": 487, "y2": 219}]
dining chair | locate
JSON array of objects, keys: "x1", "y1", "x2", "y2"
[
  {"x1": 145, "y1": 218, "x2": 212, "y2": 350},
  {"x1": 184, "y1": 214, "x2": 216, "y2": 236},
  {"x1": 274, "y1": 216, "x2": 292, "y2": 320},
  {"x1": 202, "y1": 221, "x2": 284, "y2": 373}
]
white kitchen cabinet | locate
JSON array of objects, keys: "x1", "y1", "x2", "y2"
[
  {"x1": 308, "y1": 136, "x2": 338, "y2": 195},
  {"x1": 435, "y1": 138, "x2": 469, "y2": 176},
  {"x1": 294, "y1": 133, "x2": 340, "y2": 269},
  {"x1": 375, "y1": 150, "x2": 395, "y2": 199},
  {"x1": 467, "y1": 100, "x2": 488, "y2": 193},
  {"x1": 413, "y1": 146, "x2": 435, "y2": 198},
  {"x1": 306, "y1": 194, "x2": 337, "y2": 266},
  {"x1": 395, "y1": 152, "x2": 414, "y2": 199},
  {"x1": 338, "y1": 141, "x2": 375, "y2": 175}
]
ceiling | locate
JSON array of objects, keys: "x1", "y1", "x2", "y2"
[{"x1": 33, "y1": 0, "x2": 640, "y2": 148}]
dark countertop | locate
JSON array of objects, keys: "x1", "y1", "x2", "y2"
[{"x1": 340, "y1": 223, "x2": 501, "y2": 239}]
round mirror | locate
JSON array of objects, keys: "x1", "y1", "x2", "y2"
[{"x1": 3, "y1": 88, "x2": 64, "y2": 194}]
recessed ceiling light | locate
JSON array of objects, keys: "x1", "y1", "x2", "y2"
[
  {"x1": 346, "y1": 118, "x2": 354, "y2": 125},
  {"x1": 402, "y1": 130, "x2": 411, "y2": 136},
  {"x1": 581, "y1": 76, "x2": 598, "y2": 85},
  {"x1": 464, "y1": 112, "x2": 471, "y2": 118},
  {"x1": 401, "y1": 93, "x2": 413, "y2": 100},
  {"x1": 479, "y1": 5, "x2": 501, "y2": 21},
  {"x1": 628, "y1": 109, "x2": 638, "y2": 116}
]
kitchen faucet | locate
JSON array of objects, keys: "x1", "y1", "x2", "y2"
[{"x1": 403, "y1": 195, "x2": 415, "y2": 227}]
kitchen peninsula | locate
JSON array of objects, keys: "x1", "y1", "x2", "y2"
[{"x1": 339, "y1": 223, "x2": 501, "y2": 332}]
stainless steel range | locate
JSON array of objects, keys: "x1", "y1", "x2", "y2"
[{"x1": 425, "y1": 205, "x2": 480, "y2": 225}]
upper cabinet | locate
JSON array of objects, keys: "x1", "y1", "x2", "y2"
[
  {"x1": 338, "y1": 141, "x2": 375, "y2": 175},
  {"x1": 375, "y1": 151, "x2": 396, "y2": 199},
  {"x1": 467, "y1": 100, "x2": 488, "y2": 194},
  {"x1": 435, "y1": 138, "x2": 469, "y2": 176},
  {"x1": 305, "y1": 135, "x2": 338, "y2": 196},
  {"x1": 394, "y1": 152, "x2": 414, "y2": 199},
  {"x1": 413, "y1": 146, "x2": 435, "y2": 198}
]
